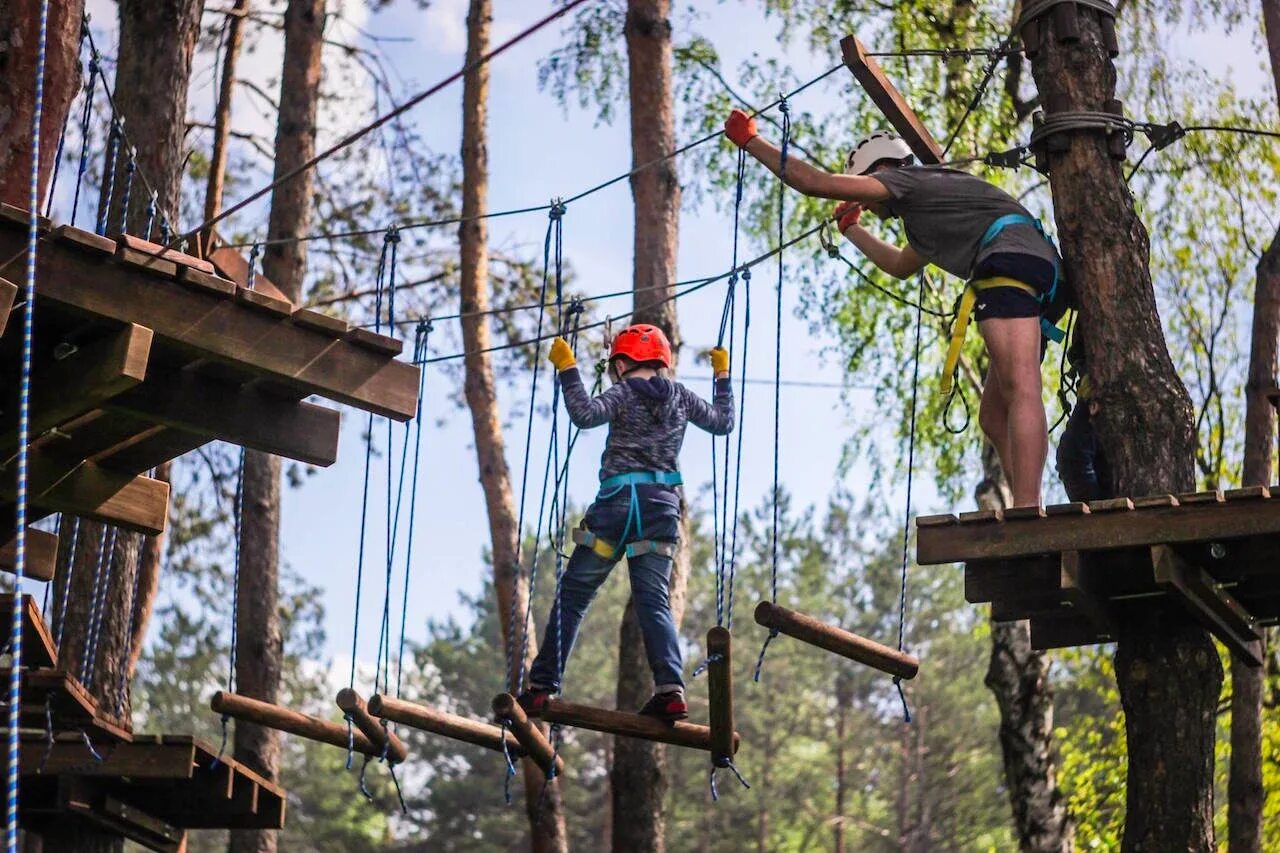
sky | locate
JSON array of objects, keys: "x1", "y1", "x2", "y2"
[{"x1": 67, "y1": 0, "x2": 1275, "y2": 677}]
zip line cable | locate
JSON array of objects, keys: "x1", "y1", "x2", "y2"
[{"x1": 176, "y1": 0, "x2": 593, "y2": 250}]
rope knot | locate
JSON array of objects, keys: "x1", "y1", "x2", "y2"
[
  {"x1": 778, "y1": 97, "x2": 790, "y2": 116},
  {"x1": 384, "y1": 225, "x2": 401, "y2": 244},
  {"x1": 549, "y1": 199, "x2": 567, "y2": 220},
  {"x1": 741, "y1": 268, "x2": 752, "y2": 283},
  {"x1": 566, "y1": 297, "x2": 585, "y2": 316}
]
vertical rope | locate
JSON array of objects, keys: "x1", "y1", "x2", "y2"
[
  {"x1": 892, "y1": 276, "x2": 925, "y2": 724},
  {"x1": 755, "y1": 97, "x2": 791, "y2": 681},
  {"x1": 53, "y1": 517, "x2": 80, "y2": 650},
  {"x1": 11, "y1": 4, "x2": 51, "y2": 844},
  {"x1": 43, "y1": 18, "x2": 85, "y2": 220},
  {"x1": 95, "y1": 117, "x2": 122, "y2": 236},
  {"x1": 395, "y1": 322, "x2": 432, "y2": 696},
  {"x1": 143, "y1": 192, "x2": 158, "y2": 240},
  {"x1": 117, "y1": 147, "x2": 137, "y2": 235},
  {"x1": 246, "y1": 243, "x2": 261, "y2": 290},
  {"x1": 69, "y1": 52, "x2": 98, "y2": 228},
  {"x1": 81, "y1": 527, "x2": 117, "y2": 688}
]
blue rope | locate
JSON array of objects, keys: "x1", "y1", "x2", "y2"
[
  {"x1": 117, "y1": 147, "x2": 137, "y2": 235},
  {"x1": 42, "y1": 16, "x2": 86, "y2": 220},
  {"x1": 11, "y1": 4, "x2": 50, "y2": 844},
  {"x1": 246, "y1": 243, "x2": 260, "y2": 290},
  {"x1": 214, "y1": 448, "x2": 247, "y2": 767},
  {"x1": 394, "y1": 321, "x2": 432, "y2": 696},
  {"x1": 95, "y1": 118, "x2": 122, "y2": 236},
  {"x1": 143, "y1": 192, "x2": 158, "y2": 241},
  {"x1": 69, "y1": 52, "x2": 98, "y2": 228},
  {"x1": 375, "y1": 230, "x2": 406, "y2": 696},
  {"x1": 53, "y1": 517, "x2": 80, "y2": 650},
  {"x1": 755, "y1": 97, "x2": 790, "y2": 682},
  {"x1": 79, "y1": 526, "x2": 115, "y2": 687}
]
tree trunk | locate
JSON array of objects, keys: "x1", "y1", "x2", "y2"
[
  {"x1": 128, "y1": 460, "x2": 170, "y2": 677},
  {"x1": 612, "y1": 3, "x2": 683, "y2": 850},
  {"x1": 0, "y1": 0, "x2": 83, "y2": 209},
  {"x1": 978, "y1": 444, "x2": 1074, "y2": 852},
  {"x1": 1025, "y1": 8, "x2": 1213, "y2": 851},
  {"x1": 229, "y1": 3, "x2": 322, "y2": 852},
  {"x1": 201, "y1": 0, "x2": 249, "y2": 248},
  {"x1": 1232, "y1": 222, "x2": 1280, "y2": 853},
  {"x1": 41, "y1": 3, "x2": 200, "y2": 849},
  {"x1": 1264, "y1": 0, "x2": 1280, "y2": 108},
  {"x1": 456, "y1": 1, "x2": 567, "y2": 849}
]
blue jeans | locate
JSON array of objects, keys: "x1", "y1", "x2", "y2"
[
  {"x1": 1056, "y1": 402, "x2": 1108, "y2": 501},
  {"x1": 529, "y1": 485, "x2": 683, "y2": 693}
]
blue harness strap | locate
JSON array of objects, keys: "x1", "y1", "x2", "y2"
[
  {"x1": 978, "y1": 213, "x2": 1066, "y2": 344},
  {"x1": 593, "y1": 471, "x2": 683, "y2": 560}
]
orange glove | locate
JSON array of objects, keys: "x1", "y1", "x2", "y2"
[
  {"x1": 724, "y1": 109, "x2": 758, "y2": 148},
  {"x1": 834, "y1": 200, "x2": 863, "y2": 233}
]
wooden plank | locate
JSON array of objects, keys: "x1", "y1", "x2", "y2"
[
  {"x1": 0, "y1": 594, "x2": 58, "y2": 669},
  {"x1": 335, "y1": 688, "x2": 408, "y2": 764},
  {"x1": 19, "y1": 669, "x2": 133, "y2": 741},
  {"x1": 918, "y1": 497, "x2": 1280, "y2": 564},
  {"x1": 116, "y1": 234, "x2": 216, "y2": 275},
  {"x1": 754, "y1": 601, "x2": 918, "y2": 679},
  {"x1": 106, "y1": 370, "x2": 341, "y2": 467},
  {"x1": 1132, "y1": 494, "x2": 1179, "y2": 509},
  {"x1": 839, "y1": 35, "x2": 943, "y2": 163},
  {"x1": 706, "y1": 626, "x2": 735, "y2": 765},
  {"x1": 0, "y1": 323, "x2": 154, "y2": 451},
  {"x1": 0, "y1": 204, "x2": 49, "y2": 231},
  {"x1": 51, "y1": 224, "x2": 117, "y2": 257},
  {"x1": 1152, "y1": 545, "x2": 1263, "y2": 666},
  {"x1": 100, "y1": 796, "x2": 185, "y2": 850},
  {"x1": 207, "y1": 245, "x2": 293, "y2": 305},
  {"x1": 91, "y1": 425, "x2": 210, "y2": 475},
  {"x1": 0, "y1": 278, "x2": 15, "y2": 339},
  {"x1": 291, "y1": 309, "x2": 350, "y2": 336},
  {"x1": 1225, "y1": 486, "x2": 1270, "y2": 501},
  {"x1": 176, "y1": 266, "x2": 235, "y2": 297},
  {"x1": 345, "y1": 327, "x2": 403, "y2": 357},
  {"x1": 1058, "y1": 551, "x2": 1117, "y2": 641},
  {"x1": 11, "y1": 231, "x2": 420, "y2": 420},
  {"x1": 0, "y1": 528, "x2": 58, "y2": 582},
  {"x1": 1004, "y1": 506, "x2": 1047, "y2": 520},
  {"x1": 1178, "y1": 490, "x2": 1224, "y2": 504},
  {"x1": 964, "y1": 555, "x2": 1061, "y2": 603},
  {"x1": 492, "y1": 693, "x2": 564, "y2": 777},
  {"x1": 1029, "y1": 612, "x2": 1111, "y2": 651},
  {"x1": 5, "y1": 461, "x2": 169, "y2": 535},
  {"x1": 59, "y1": 779, "x2": 185, "y2": 853},
  {"x1": 1087, "y1": 497, "x2": 1134, "y2": 513},
  {"x1": 236, "y1": 286, "x2": 293, "y2": 317},
  {"x1": 959, "y1": 509, "x2": 1002, "y2": 524},
  {"x1": 117, "y1": 247, "x2": 179, "y2": 279},
  {"x1": 915, "y1": 514, "x2": 957, "y2": 527},
  {"x1": 210, "y1": 691, "x2": 384, "y2": 757},
  {"x1": 368, "y1": 694, "x2": 524, "y2": 755},
  {"x1": 540, "y1": 698, "x2": 736, "y2": 754},
  {"x1": 1045, "y1": 502, "x2": 1091, "y2": 516}
]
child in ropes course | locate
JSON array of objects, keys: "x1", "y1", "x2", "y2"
[
  {"x1": 726, "y1": 110, "x2": 1068, "y2": 508},
  {"x1": 519, "y1": 324, "x2": 734, "y2": 722}
]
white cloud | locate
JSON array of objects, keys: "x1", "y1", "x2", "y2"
[{"x1": 421, "y1": 0, "x2": 469, "y2": 56}]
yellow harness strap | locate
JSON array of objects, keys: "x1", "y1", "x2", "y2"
[{"x1": 940, "y1": 276, "x2": 1040, "y2": 396}]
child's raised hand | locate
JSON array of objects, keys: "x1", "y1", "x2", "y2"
[
  {"x1": 548, "y1": 336, "x2": 577, "y2": 372},
  {"x1": 724, "y1": 109, "x2": 759, "y2": 148},
  {"x1": 706, "y1": 347, "x2": 730, "y2": 375},
  {"x1": 834, "y1": 200, "x2": 863, "y2": 233}
]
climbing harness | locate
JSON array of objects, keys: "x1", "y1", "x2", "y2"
[{"x1": 940, "y1": 213, "x2": 1065, "y2": 397}]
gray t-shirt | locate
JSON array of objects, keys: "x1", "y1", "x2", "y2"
[{"x1": 871, "y1": 166, "x2": 1059, "y2": 280}]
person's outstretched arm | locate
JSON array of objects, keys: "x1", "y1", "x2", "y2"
[
  {"x1": 550, "y1": 337, "x2": 626, "y2": 428},
  {"x1": 834, "y1": 202, "x2": 926, "y2": 280},
  {"x1": 683, "y1": 348, "x2": 734, "y2": 436},
  {"x1": 725, "y1": 110, "x2": 889, "y2": 202}
]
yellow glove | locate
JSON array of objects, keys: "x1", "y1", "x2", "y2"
[
  {"x1": 548, "y1": 336, "x2": 576, "y2": 372},
  {"x1": 707, "y1": 347, "x2": 730, "y2": 374}
]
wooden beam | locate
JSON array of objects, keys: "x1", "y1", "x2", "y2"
[
  {"x1": 491, "y1": 693, "x2": 564, "y2": 777},
  {"x1": 706, "y1": 626, "x2": 735, "y2": 765},
  {"x1": 0, "y1": 225, "x2": 420, "y2": 420},
  {"x1": 754, "y1": 601, "x2": 919, "y2": 680},
  {"x1": 207, "y1": 245, "x2": 293, "y2": 306},
  {"x1": 0, "y1": 323, "x2": 153, "y2": 452},
  {"x1": 106, "y1": 369, "x2": 341, "y2": 467},
  {"x1": 210, "y1": 691, "x2": 385, "y2": 758},
  {"x1": 917, "y1": 496, "x2": 1280, "y2": 564},
  {"x1": 334, "y1": 688, "x2": 408, "y2": 765},
  {"x1": 0, "y1": 594, "x2": 57, "y2": 669},
  {"x1": 20, "y1": 736, "x2": 194, "y2": 779},
  {"x1": 840, "y1": 35, "x2": 943, "y2": 164},
  {"x1": 4, "y1": 460, "x2": 170, "y2": 535},
  {"x1": 539, "y1": 698, "x2": 737, "y2": 754},
  {"x1": 1059, "y1": 551, "x2": 1117, "y2": 641},
  {"x1": 0, "y1": 528, "x2": 58, "y2": 582},
  {"x1": 0, "y1": 277, "x2": 15, "y2": 339},
  {"x1": 1151, "y1": 545, "x2": 1263, "y2": 666},
  {"x1": 59, "y1": 779, "x2": 185, "y2": 853},
  {"x1": 368, "y1": 694, "x2": 524, "y2": 755}
]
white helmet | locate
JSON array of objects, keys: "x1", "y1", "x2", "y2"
[{"x1": 845, "y1": 131, "x2": 914, "y2": 175}]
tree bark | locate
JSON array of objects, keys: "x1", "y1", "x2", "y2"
[
  {"x1": 457, "y1": 1, "x2": 568, "y2": 849},
  {"x1": 1264, "y1": 0, "x2": 1280, "y2": 108},
  {"x1": 1231, "y1": 223, "x2": 1280, "y2": 853},
  {"x1": 1025, "y1": 8, "x2": 1213, "y2": 851},
  {"x1": 128, "y1": 460, "x2": 170, "y2": 677},
  {"x1": 229, "y1": 4, "x2": 322, "y2": 853},
  {"x1": 0, "y1": 0, "x2": 83, "y2": 209},
  {"x1": 201, "y1": 0, "x2": 249, "y2": 248},
  {"x1": 978, "y1": 444, "x2": 1074, "y2": 852},
  {"x1": 40, "y1": 3, "x2": 200, "y2": 849},
  {"x1": 612, "y1": 3, "x2": 683, "y2": 850}
]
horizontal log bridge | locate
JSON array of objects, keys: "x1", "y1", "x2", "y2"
[
  {"x1": 210, "y1": 691, "x2": 385, "y2": 758},
  {"x1": 492, "y1": 693, "x2": 565, "y2": 777},
  {"x1": 334, "y1": 688, "x2": 408, "y2": 764},
  {"x1": 539, "y1": 698, "x2": 739, "y2": 754},
  {"x1": 755, "y1": 602, "x2": 920, "y2": 680},
  {"x1": 367, "y1": 694, "x2": 524, "y2": 756}
]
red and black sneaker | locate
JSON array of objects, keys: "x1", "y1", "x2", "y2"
[
  {"x1": 638, "y1": 691, "x2": 688, "y2": 723},
  {"x1": 516, "y1": 687, "x2": 555, "y2": 717}
]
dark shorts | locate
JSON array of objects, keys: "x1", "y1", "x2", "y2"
[{"x1": 971, "y1": 252, "x2": 1057, "y2": 322}]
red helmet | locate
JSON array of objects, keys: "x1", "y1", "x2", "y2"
[{"x1": 609, "y1": 323, "x2": 672, "y2": 369}]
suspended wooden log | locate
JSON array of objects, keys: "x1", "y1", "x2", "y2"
[
  {"x1": 754, "y1": 601, "x2": 920, "y2": 680},
  {"x1": 539, "y1": 697, "x2": 739, "y2": 754},
  {"x1": 705, "y1": 626, "x2": 735, "y2": 765},
  {"x1": 491, "y1": 693, "x2": 565, "y2": 777},
  {"x1": 210, "y1": 691, "x2": 385, "y2": 758},
  {"x1": 368, "y1": 693, "x2": 524, "y2": 756},
  {"x1": 335, "y1": 688, "x2": 408, "y2": 765}
]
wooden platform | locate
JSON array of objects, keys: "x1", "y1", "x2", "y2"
[
  {"x1": 916, "y1": 489, "x2": 1280, "y2": 663},
  {"x1": 19, "y1": 732, "x2": 286, "y2": 849},
  {"x1": 0, "y1": 210, "x2": 420, "y2": 538}
]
